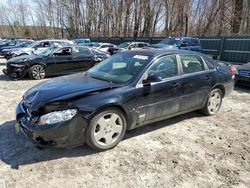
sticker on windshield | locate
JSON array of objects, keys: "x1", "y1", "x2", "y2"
[{"x1": 133, "y1": 55, "x2": 148, "y2": 60}]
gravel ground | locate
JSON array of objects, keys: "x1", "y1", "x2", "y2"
[{"x1": 0, "y1": 59, "x2": 249, "y2": 188}]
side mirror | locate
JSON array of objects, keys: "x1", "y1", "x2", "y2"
[
  {"x1": 180, "y1": 41, "x2": 189, "y2": 47},
  {"x1": 143, "y1": 74, "x2": 162, "y2": 85},
  {"x1": 128, "y1": 46, "x2": 132, "y2": 50}
]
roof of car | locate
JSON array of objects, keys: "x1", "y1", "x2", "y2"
[{"x1": 119, "y1": 49, "x2": 203, "y2": 57}]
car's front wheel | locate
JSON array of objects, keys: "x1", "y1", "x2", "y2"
[
  {"x1": 29, "y1": 65, "x2": 46, "y2": 80},
  {"x1": 201, "y1": 88, "x2": 223, "y2": 116},
  {"x1": 86, "y1": 108, "x2": 127, "y2": 151}
]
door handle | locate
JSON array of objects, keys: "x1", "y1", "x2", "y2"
[{"x1": 171, "y1": 82, "x2": 180, "y2": 88}]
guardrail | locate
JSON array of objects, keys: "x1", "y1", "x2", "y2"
[{"x1": 89, "y1": 36, "x2": 250, "y2": 64}]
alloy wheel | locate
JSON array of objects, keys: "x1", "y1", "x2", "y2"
[
  {"x1": 93, "y1": 113, "x2": 123, "y2": 146},
  {"x1": 32, "y1": 66, "x2": 45, "y2": 79},
  {"x1": 208, "y1": 91, "x2": 222, "y2": 113}
]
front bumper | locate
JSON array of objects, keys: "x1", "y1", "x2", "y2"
[
  {"x1": 15, "y1": 102, "x2": 88, "y2": 148},
  {"x1": 2, "y1": 64, "x2": 28, "y2": 79}
]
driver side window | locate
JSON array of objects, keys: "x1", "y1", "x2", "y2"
[
  {"x1": 53, "y1": 48, "x2": 72, "y2": 56},
  {"x1": 148, "y1": 56, "x2": 178, "y2": 79}
]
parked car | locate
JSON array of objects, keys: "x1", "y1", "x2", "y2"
[
  {"x1": 3, "y1": 46, "x2": 109, "y2": 80},
  {"x1": 235, "y1": 62, "x2": 250, "y2": 86},
  {"x1": 108, "y1": 42, "x2": 149, "y2": 55},
  {"x1": 1, "y1": 41, "x2": 34, "y2": 59},
  {"x1": 0, "y1": 39, "x2": 33, "y2": 55},
  {"x1": 92, "y1": 43, "x2": 116, "y2": 53},
  {"x1": 146, "y1": 37, "x2": 202, "y2": 52},
  {"x1": 15, "y1": 49, "x2": 234, "y2": 151},
  {"x1": 10, "y1": 39, "x2": 73, "y2": 58},
  {"x1": 73, "y1": 38, "x2": 91, "y2": 45}
]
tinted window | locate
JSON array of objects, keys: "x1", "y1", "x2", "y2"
[
  {"x1": 181, "y1": 38, "x2": 190, "y2": 45},
  {"x1": 148, "y1": 56, "x2": 178, "y2": 79},
  {"x1": 36, "y1": 42, "x2": 50, "y2": 48},
  {"x1": 101, "y1": 44, "x2": 114, "y2": 48},
  {"x1": 74, "y1": 47, "x2": 91, "y2": 55},
  {"x1": 138, "y1": 43, "x2": 144, "y2": 48},
  {"x1": 130, "y1": 44, "x2": 137, "y2": 48},
  {"x1": 180, "y1": 55, "x2": 205, "y2": 74},
  {"x1": 191, "y1": 39, "x2": 200, "y2": 46},
  {"x1": 53, "y1": 48, "x2": 72, "y2": 56}
]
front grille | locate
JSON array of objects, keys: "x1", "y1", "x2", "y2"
[{"x1": 239, "y1": 70, "x2": 250, "y2": 78}]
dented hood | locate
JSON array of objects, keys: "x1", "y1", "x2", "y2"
[{"x1": 23, "y1": 72, "x2": 117, "y2": 111}]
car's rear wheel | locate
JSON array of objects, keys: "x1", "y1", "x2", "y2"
[
  {"x1": 86, "y1": 108, "x2": 127, "y2": 151},
  {"x1": 201, "y1": 88, "x2": 222, "y2": 116},
  {"x1": 29, "y1": 65, "x2": 46, "y2": 80}
]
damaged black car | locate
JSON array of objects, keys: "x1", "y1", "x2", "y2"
[
  {"x1": 15, "y1": 50, "x2": 235, "y2": 151},
  {"x1": 3, "y1": 46, "x2": 109, "y2": 80}
]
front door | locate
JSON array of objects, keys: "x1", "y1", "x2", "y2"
[
  {"x1": 136, "y1": 55, "x2": 182, "y2": 123},
  {"x1": 45, "y1": 47, "x2": 73, "y2": 75}
]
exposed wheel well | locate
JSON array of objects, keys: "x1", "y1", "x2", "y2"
[
  {"x1": 212, "y1": 85, "x2": 225, "y2": 97},
  {"x1": 92, "y1": 105, "x2": 130, "y2": 128}
]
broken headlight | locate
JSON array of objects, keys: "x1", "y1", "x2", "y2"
[{"x1": 37, "y1": 109, "x2": 77, "y2": 125}]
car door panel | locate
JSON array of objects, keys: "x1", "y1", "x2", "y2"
[
  {"x1": 136, "y1": 79, "x2": 181, "y2": 124},
  {"x1": 135, "y1": 55, "x2": 181, "y2": 124},
  {"x1": 178, "y1": 55, "x2": 216, "y2": 111},
  {"x1": 72, "y1": 55, "x2": 94, "y2": 71}
]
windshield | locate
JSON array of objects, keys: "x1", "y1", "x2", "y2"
[
  {"x1": 118, "y1": 42, "x2": 130, "y2": 48},
  {"x1": 16, "y1": 42, "x2": 31, "y2": 48},
  {"x1": 88, "y1": 53, "x2": 152, "y2": 84},
  {"x1": 39, "y1": 47, "x2": 58, "y2": 56},
  {"x1": 27, "y1": 41, "x2": 37, "y2": 48},
  {"x1": 159, "y1": 38, "x2": 180, "y2": 45}
]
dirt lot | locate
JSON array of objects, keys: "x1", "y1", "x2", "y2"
[{"x1": 0, "y1": 59, "x2": 249, "y2": 188}]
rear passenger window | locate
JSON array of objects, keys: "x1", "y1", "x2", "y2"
[
  {"x1": 148, "y1": 56, "x2": 178, "y2": 79},
  {"x1": 75, "y1": 47, "x2": 91, "y2": 55},
  {"x1": 180, "y1": 55, "x2": 205, "y2": 74}
]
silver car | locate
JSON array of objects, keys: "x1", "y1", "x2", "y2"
[{"x1": 11, "y1": 39, "x2": 73, "y2": 58}]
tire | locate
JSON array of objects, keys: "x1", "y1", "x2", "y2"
[
  {"x1": 29, "y1": 65, "x2": 46, "y2": 80},
  {"x1": 201, "y1": 89, "x2": 223, "y2": 116},
  {"x1": 86, "y1": 108, "x2": 127, "y2": 151}
]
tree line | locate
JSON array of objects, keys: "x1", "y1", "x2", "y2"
[{"x1": 0, "y1": 0, "x2": 249, "y2": 39}]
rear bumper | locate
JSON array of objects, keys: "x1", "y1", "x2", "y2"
[
  {"x1": 224, "y1": 80, "x2": 235, "y2": 97},
  {"x1": 235, "y1": 75, "x2": 250, "y2": 87},
  {"x1": 15, "y1": 102, "x2": 88, "y2": 148}
]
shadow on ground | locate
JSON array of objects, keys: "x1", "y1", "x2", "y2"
[
  {"x1": 234, "y1": 85, "x2": 250, "y2": 93},
  {"x1": 0, "y1": 112, "x2": 202, "y2": 169}
]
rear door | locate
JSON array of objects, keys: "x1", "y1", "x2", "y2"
[
  {"x1": 71, "y1": 47, "x2": 94, "y2": 71},
  {"x1": 178, "y1": 54, "x2": 216, "y2": 111}
]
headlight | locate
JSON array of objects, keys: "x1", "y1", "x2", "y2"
[
  {"x1": 37, "y1": 109, "x2": 77, "y2": 125},
  {"x1": 10, "y1": 63, "x2": 25, "y2": 67}
]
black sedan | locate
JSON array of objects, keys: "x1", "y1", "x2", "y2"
[
  {"x1": 15, "y1": 50, "x2": 234, "y2": 151},
  {"x1": 3, "y1": 46, "x2": 109, "y2": 80},
  {"x1": 235, "y1": 62, "x2": 250, "y2": 86}
]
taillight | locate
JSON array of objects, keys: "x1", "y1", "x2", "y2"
[{"x1": 230, "y1": 65, "x2": 235, "y2": 79}]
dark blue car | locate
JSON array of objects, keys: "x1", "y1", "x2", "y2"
[
  {"x1": 146, "y1": 37, "x2": 202, "y2": 52},
  {"x1": 15, "y1": 50, "x2": 234, "y2": 151}
]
